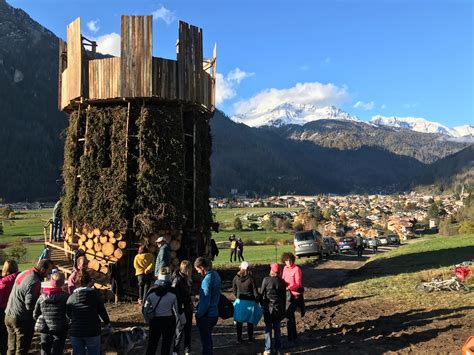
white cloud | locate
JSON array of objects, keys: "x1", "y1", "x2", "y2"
[
  {"x1": 152, "y1": 5, "x2": 176, "y2": 25},
  {"x1": 87, "y1": 20, "x2": 100, "y2": 33},
  {"x1": 300, "y1": 65, "x2": 310, "y2": 71},
  {"x1": 233, "y1": 82, "x2": 350, "y2": 116},
  {"x1": 381, "y1": 104, "x2": 387, "y2": 109},
  {"x1": 353, "y1": 100, "x2": 375, "y2": 111},
  {"x1": 215, "y1": 68, "x2": 254, "y2": 106},
  {"x1": 226, "y1": 68, "x2": 254, "y2": 84},
  {"x1": 321, "y1": 57, "x2": 331, "y2": 64},
  {"x1": 95, "y1": 33, "x2": 121, "y2": 56},
  {"x1": 403, "y1": 103, "x2": 417, "y2": 109}
]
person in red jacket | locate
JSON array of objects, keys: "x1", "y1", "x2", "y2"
[
  {"x1": 0, "y1": 260, "x2": 20, "y2": 355},
  {"x1": 280, "y1": 252, "x2": 302, "y2": 347}
]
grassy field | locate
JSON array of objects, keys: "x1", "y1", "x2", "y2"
[
  {"x1": 344, "y1": 234, "x2": 474, "y2": 306},
  {"x1": 212, "y1": 244, "x2": 294, "y2": 267},
  {"x1": 0, "y1": 209, "x2": 52, "y2": 243},
  {"x1": 213, "y1": 207, "x2": 299, "y2": 228},
  {"x1": 212, "y1": 206, "x2": 297, "y2": 243}
]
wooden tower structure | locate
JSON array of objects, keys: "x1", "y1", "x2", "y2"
[{"x1": 51, "y1": 16, "x2": 217, "y2": 293}]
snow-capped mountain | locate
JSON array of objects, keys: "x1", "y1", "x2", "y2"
[
  {"x1": 371, "y1": 115, "x2": 474, "y2": 138},
  {"x1": 232, "y1": 103, "x2": 360, "y2": 127}
]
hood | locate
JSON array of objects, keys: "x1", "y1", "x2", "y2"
[
  {"x1": 0, "y1": 271, "x2": 19, "y2": 285},
  {"x1": 42, "y1": 287, "x2": 66, "y2": 302},
  {"x1": 152, "y1": 281, "x2": 172, "y2": 296},
  {"x1": 236, "y1": 273, "x2": 251, "y2": 283},
  {"x1": 73, "y1": 287, "x2": 96, "y2": 303}
]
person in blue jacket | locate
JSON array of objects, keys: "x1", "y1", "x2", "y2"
[{"x1": 194, "y1": 257, "x2": 221, "y2": 355}]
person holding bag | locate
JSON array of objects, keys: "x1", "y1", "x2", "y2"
[
  {"x1": 172, "y1": 261, "x2": 193, "y2": 355},
  {"x1": 142, "y1": 267, "x2": 179, "y2": 355},
  {"x1": 260, "y1": 263, "x2": 286, "y2": 355},
  {"x1": 232, "y1": 261, "x2": 262, "y2": 343}
]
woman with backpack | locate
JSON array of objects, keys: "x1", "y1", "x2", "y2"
[
  {"x1": 172, "y1": 261, "x2": 193, "y2": 355},
  {"x1": 232, "y1": 261, "x2": 262, "y2": 343},
  {"x1": 33, "y1": 272, "x2": 69, "y2": 355},
  {"x1": 0, "y1": 260, "x2": 20, "y2": 355},
  {"x1": 260, "y1": 263, "x2": 286, "y2": 355},
  {"x1": 142, "y1": 267, "x2": 179, "y2": 355}
]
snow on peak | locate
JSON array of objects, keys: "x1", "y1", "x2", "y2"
[
  {"x1": 371, "y1": 115, "x2": 474, "y2": 138},
  {"x1": 232, "y1": 103, "x2": 360, "y2": 127}
]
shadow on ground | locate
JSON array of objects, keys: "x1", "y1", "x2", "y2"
[
  {"x1": 350, "y1": 246, "x2": 474, "y2": 284},
  {"x1": 293, "y1": 306, "x2": 473, "y2": 354}
]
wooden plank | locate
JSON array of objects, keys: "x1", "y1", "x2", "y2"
[
  {"x1": 58, "y1": 39, "x2": 67, "y2": 110},
  {"x1": 66, "y1": 18, "x2": 82, "y2": 103},
  {"x1": 152, "y1": 57, "x2": 177, "y2": 100},
  {"x1": 89, "y1": 58, "x2": 121, "y2": 99},
  {"x1": 120, "y1": 16, "x2": 152, "y2": 98}
]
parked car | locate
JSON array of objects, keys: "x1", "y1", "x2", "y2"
[
  {"x1": 336, "y1": 237, "x2": 356, "y2": 253},
  {"x1": 294, "y1": 230, "x2": 324, "y2": 258},
  {"x1": 366, "y1": 237, "x2": 379, "y2": 253},
  {"x1": 323, "y1": 237, "x2": 338, "y2": 254},
  {"x1": 378, "y1": 236, "x2": 389, "y2": 245},
  {"x1": 387, "y1": 234, "x2": 400, "y2": 245}
]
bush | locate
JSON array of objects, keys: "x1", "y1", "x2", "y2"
[
  {"x1": 0, "y1": 222, "x2": 3, "y2": 235},
  {"x1": 292, "y1": 220, "x2": 304, "y2": 231},
  {"x1": 243, "y1": 238, "x2": 257, "y2": 246},
  {"x1": 459, "y1": 221, "x2": 474, "y2": 234},
  {"x1": 264, "y1": 236, "x2": 278, "y2": 245},
  {"x1": 278, "y1": 237, "x2": 294, "y2": 246},
  {"x1": 8, "y1": 242, "x2": 27, "y2": 263},
  {"x1": 262, "y1": 218, "x2": 275, "y2": 232},
  {"x1": 1, "y1": 205, "x2": 13, "y2": 218},
  {"x1": 233, "y1": 217, "x2": 243, "y2": 231},
  {"x1": 439, "y1": 219, "x2": 460, "y2": 236}
]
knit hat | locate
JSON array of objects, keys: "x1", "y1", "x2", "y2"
[
  {"x1": 270, "y1": 263, "x2": 279, "y2": 274},
  {"x1": 50, "y1": 272, "x2": 65, "y2": 288},
  {"x1": 240, "y1": 261, "x2": 249, "y2": 270}
]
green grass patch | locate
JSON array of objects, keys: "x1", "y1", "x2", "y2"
[
  {"x1": 2, "y1": 243, "x2": 45, "y2": 271},
  {"x1": 212, "y1": 244, "x2": 294, "y2": 267},
  {"x1": 344, "y1": 234, "x2": 474, "y2": 306},
  {"x1": 212, "y1": 229, "x2": 293, "y2": 243},
  {"x1": 0, "y1": 209, "x2": 52, "y2": 243}
]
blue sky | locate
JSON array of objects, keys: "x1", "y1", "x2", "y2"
[{"x1": 8, "y1": 0, "x2": 473, "y2": 127}]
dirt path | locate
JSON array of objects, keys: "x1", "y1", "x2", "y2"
[{"x1": 102, "y1": 244, "x2": 472, "y2": 354}]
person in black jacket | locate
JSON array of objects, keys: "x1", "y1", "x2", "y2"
[
  {"x1": 232, "y1": 261, "x2": 262, "y2": 343},
  {"x1": 66, "y1": 269, "x2": 111, "y2": 355},
  {"x1": 260, "y1": 263, "x2": 286, "y2": 355},
  {"x1": 34, "y1": 272, "x2": 69, "y2": 355},
  {"x1": 172, "y1": 261, "x2": 193, "y2": 355}
]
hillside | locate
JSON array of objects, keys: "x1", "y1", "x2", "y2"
[
  {"x1": 210, "y1": 111, "x2": 427, "y2": 196},
  {"x1": 0, "y1": 0, "x2": 67, "y2": 201},
  {"x1": 270, "y1": 119, "x2": 470, "y2": 164},
  {"x1": 415, "y1": 144, "x2": 474, "y2": 190}
]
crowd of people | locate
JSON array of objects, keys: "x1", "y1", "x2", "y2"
[
  {"x1": 0, "y1": 258, "x2": 111, "y2": 355},
  {"x1": 0, "y1": 231, "x2": 305, "y2": 355}
]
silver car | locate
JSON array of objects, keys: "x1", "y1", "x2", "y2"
[{"x1": 294, "y1": 230, "x2": 324, "y2": 258}]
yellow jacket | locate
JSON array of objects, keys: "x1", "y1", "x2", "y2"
[{"x1": 133, "y1": 252, "x2": 155, "y2": 276}]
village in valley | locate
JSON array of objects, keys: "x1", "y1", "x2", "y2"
[{"x1": 210, "y1": 190, "x2": 468, "y2": 240}]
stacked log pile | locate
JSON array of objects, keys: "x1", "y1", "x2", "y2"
[{"x1": 63, "y1": 225, "x2": 127, "y2": 275}]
